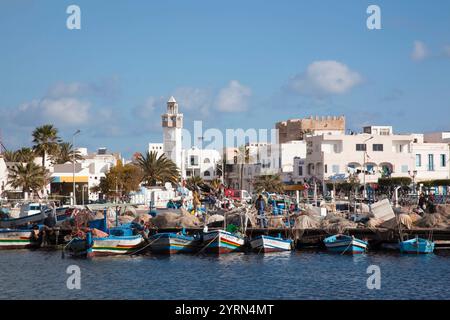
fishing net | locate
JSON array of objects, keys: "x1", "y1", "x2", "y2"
[
  {"x1": 133, "y1": 213, "x2": 152, "y2": 225},
  {"x1": 268, "y1": 216, "x2": 285, "y2": 228},
  {"x1": 380, "y1": 214, "x2": 413, "y2": 230},
  {"x1": 293, "y1": 215, "x2": 321, "y2": 230},
  {"x1": 206, "y1": 214, "x2": 225, "y2": 225},
  {"x1": 320, "y1": 214, "x2": 358, "y2": 234},
  {"x1": 408, "y1": 212, "x2": 422, "y2": 223},
  {"x1": 415, "y1": 213, "x2": 447, "y2": 228},
  {"x1": 365, "y1": 217, "x2": 384, "y2": 229},
  {"x1": 150, "y1": 210, "x2": 201, "y2": 228}
]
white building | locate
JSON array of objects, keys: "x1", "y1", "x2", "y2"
[
  {"x1": 50, "y1": 147, "x2": 119, "y2": 204},
  {"x1": 304, "y1": 130, "x2": 416, "y2": 184},
  {"x1": 412, "y1": 134, "x2": 450, "y2": 182},
  {"x1": 148, "y1": 143, "x2": 164, "y2": 158},
  {"x1": 0, "y1": 156, "x2": 8, "y2": 198},
  {"x1": 162, "y1": 96, "x2": 183, "y2": 170},
  {"x1": 184, "y1": 147, "x2": 221, "y2": 181}
]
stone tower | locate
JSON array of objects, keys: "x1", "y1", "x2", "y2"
[{"x1": 162, "y1": 96, "x2": 183, "y2": 171}]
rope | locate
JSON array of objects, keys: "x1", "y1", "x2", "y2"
[
  {"x1": 196, "y1": 233, "x2": 220, "y2": 256},
  {"x1": 127, "y1": 233, "x2": 163, "y2": 256}
]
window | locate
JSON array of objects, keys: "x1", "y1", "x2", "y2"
[
  {"x1": 298, "y1": 165, "x2": 303, "y2": 176},
  {"x1": 428, "y1": 154, "x2": 434, "y2": 171},
  {"x1": 356, "y1": 144, "x2": 367, "y2": 151},
  {"x1": 204, "y1": 171, "x2": 210, "y2": 177},
  {"x1": 203, "y1": 158, "x2": 210, "y2": 164},
  {"x1": 366, "y1": 164, "x2": 374, "y2": 174},
  {"x1": 190, "y1": 156, "x2": 198, "y2": 166},
  {"x1": 416, "y1": 154, "x2": 422, "y2": 167},
  {"x1": 332, "y1": 165, "x2": 340, "y2": 174},
  {"x1": 373, "y1": 144, "x2": 383, "y2": 152},
  {"x1": 441, "y1": 154, "x2": 447, "y2": 167},
  {"x1": 324, "y1": 165, "x2": 328, "y2": 174}
]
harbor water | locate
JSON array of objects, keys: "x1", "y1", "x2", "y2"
[{"x1": 1, "y1": 250, "x2": 449, "y2": 300}]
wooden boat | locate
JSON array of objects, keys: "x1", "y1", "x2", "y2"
[
  {"x1": 86, "y1": 231, "x2": 144, "y2": 257},
  {"x1": 0, "y1": 228, "x2": 39, "y2": 249},
  {"x1": 400, "y1": 237, "x2": 434, "y2": 254},
  {"x1": 147, "y1": 232, "x2": 202, "y2": 254},
  {"x1": 250, "y1": 234, "x2": 293, "y2": 253},
  {"x1": 202, "y1": 229, "x2": 245, "y2": 254},
  {"x1": 64, "y1": 221, "x2": 145, "y2": 258},
  {"x1": 323, "y1": 234, "x2": 368, "y2": 254}
]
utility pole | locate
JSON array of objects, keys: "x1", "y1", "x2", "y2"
[{"x1": 363, "y1": 136, "x2": 374, "y2": 201}]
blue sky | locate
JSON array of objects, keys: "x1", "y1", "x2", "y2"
[{"x1": 1, "y1": 0, "x2": 450, "y2": 158}]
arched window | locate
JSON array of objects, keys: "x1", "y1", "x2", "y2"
[
  {"x1": 204, "y1": 158, "x2": 210, "y2": 164},
  {"x1": 204, "y1": 171, "x2": 211, "y2": 177}
]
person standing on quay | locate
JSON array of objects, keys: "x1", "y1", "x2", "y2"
[{"x1": 255, "y1": 195, "x2": 268, "y2": 228}]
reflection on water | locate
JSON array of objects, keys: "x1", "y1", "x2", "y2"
[{"x1": 1, "y1": 250, "x2": 449, "y2": 300}]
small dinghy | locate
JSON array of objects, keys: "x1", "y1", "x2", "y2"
[
  {"x1": 323, "y1": 234, "x2": 368, "y2": 254},
  {"x1": 147, "y1": 230, "x2": 202, "y2": 254},
  {"x1": 250, "y1": 234, "x2": 293, "y2": 253},
  {"x1": 202, "y1": 229, "x2": 245, "y2": 254},
  {"x1": 0, "y1": 227, "x2": 40, "y2": 249},
  {"x1": 400, "y1": 237, "x2": 434, "y2": 254}
]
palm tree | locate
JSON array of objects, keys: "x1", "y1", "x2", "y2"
[
  {"x1": 2, "y1": 150, "x2": 19, "y2": 162},
  {"x1": 2, "y1": 148, "x2": 35, "y2": 163},
  {"x1": 7, "y1": 162, "x2": 50, "y2": 198},
  {"x1": 186, "y1": 175, "x2": 204, "y2": 191},
  {"x1": 253, "y1": 174, "x2": 284, "y2": 194},
  {"x1": 135, "y1": 151, "x2": 180, "y2": 186},
  {"x1": 50, "y1": 142, "x2": 84, "y2": 164},
  {"x1": 208, "y1": 178, "x2": 222, "y2": 193},
  {"x1": 32, "y1": 124, "x2": 61, "y2": 167},
  {"x1": 15, "y1": 147, "x2": 36, "y2": 163}
]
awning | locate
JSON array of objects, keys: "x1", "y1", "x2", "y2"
[{"x1": 52, "y1": 176, "x2": 89, "y2": 183}]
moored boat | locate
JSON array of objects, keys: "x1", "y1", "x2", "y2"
[
  {"x1": 323, "y1": 234, "x2": 368, "y2": 254},
  {"x1": 400, "y1": 237, "x2": 434, "y2": 254},
  {"x1": 250, "y1": 234, "x2": 293, "y2": 253},
  {"x1": 0, "y1": 228, "x2": 40, "y2": 249},
  {"x1": 202, "y1": 229, "x2": 245, "y2": 254},
  {"x1": 86, "y1": 231, "x2": 145, "y2": 257},
  {"x1": 147, "y1": 232, "x2": 202, "y2": 254}
]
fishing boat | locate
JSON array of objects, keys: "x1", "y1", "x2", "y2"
[
  {"x1": 86, "y1": 226, "x2": 145, "y2": 257},
  {"x1": 400, "y1": 237, "x2": 435, "y2": 254},
  {"x1": 323, "y1": 234, "x2": 368, "y2": 254},
  {"x1": 147, "y1": 231, "x2": 202, "y2": 254},
  {"x1": 202, "y1": 229, "x2": 245, "y2": 254},
  {"x1": 250, "y1": 234, "x2": 293, "y2": 253},
  {"x1": 0, "y1": 228, "x2": 40, "y2": 249}
]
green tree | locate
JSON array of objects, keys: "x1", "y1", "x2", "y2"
[
  {"x1": 135, "y1": 151, "x2": 180, "y2": 186},
  {"x1": 50, "y1": 142, "x2": 84, "y2": 164},
  {"x1": 2, "y1": 148, "x2": 35, "y2": 163},
  {"x1": 186, "y1": 175, "x2": 204, "y2": 191},
  {"x1": 92, "y1": 160, "x2": 142, "y2": 199},
  {"x1": 7, "y1": 162, "x2": 50, "y2": 198},
  {"x1": 32, "y1": 124, "x2": 61, "y2": 167},
  {"x1": 253, "y1": 174, "x2": 284, "y2": 194}
]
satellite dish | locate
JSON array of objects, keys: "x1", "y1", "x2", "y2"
[{"x1": 164, "y1": 182, "x2": 172, "y2": 190}]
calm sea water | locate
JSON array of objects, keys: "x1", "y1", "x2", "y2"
[{"x1": 0, "y1": 250, "x2": 449, "y2": 300}]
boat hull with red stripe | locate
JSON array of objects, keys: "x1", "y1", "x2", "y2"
[{"x1": 202, "y1": 229, "x2": 245, "y2": 254}]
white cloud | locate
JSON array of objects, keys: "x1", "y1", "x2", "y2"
[
  {"x1": 133, "y1": 96, "x2": 164, "y2": 119},
  {"x1": 215, "y1": 80, "x2": 252, "y2": 112},
  {"x1": 172, "y1": 87, "x2": 212, "y2": 117},
  {"x1": 411, "y1": 41, "x2": 428, "y2": 61},
  {"x1": 15, "y1": 97, "x2": 90, "y2": 126},
  {"x1": 286, "y1": 60, "x2": 362, "y2": 96}
]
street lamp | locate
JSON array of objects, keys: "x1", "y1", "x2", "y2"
[
  {"x1": 363, "y1": 136, "x2": 374, "y2": 201},
  {"x1": 72, "y1": 129, "x2": 81, "y2": 205}
]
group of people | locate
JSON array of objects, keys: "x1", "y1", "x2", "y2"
[{"x1": 418, "y1": 193, "x2": 436, "y2": 214}]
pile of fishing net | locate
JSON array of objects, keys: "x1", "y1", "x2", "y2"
[
  {"x1": 268, "y1": 216, "x2": 285, "y2": 228},
  {"x1": 293, "y1": 215, "x2": 321, "y2": 230},
  {"x1": 206, "y1": 214, "x2": 225, "y2": 225},
  {"x1": 379, "y1": 214, "x2": 413, "y2": 230},
  {"x1": 320, "y1": 214, "x2": 358, "y2": 234},
  {"x1": 415, "y1": 213, "x2": 449, "y2": 229},
  {"x1": 133, "y1": 213, "x2": 152, "y2": 225},
  {"x1": 365, "y1": 217, "x2": 385, "y2": 229},
  {"x1": 150, "y1": 209, "x2": 202, "y2": 228}
]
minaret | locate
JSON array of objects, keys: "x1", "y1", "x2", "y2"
[{"x1": 162, "y1": 96, "x2": 183, "y2": 172}]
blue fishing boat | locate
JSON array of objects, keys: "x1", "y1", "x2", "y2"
[
  {"x1": 147, "y1": 230, "x2": 202, "y2": 254},
  {"x1": 400, "y1": 237, "x2": 434, "y2": 254},
  {"x1": 64, "y1": 211, "x2": 145, "y2": 258},
  {"x1": 323, "y1": 234, "x2": 368, "y2": 254}
]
